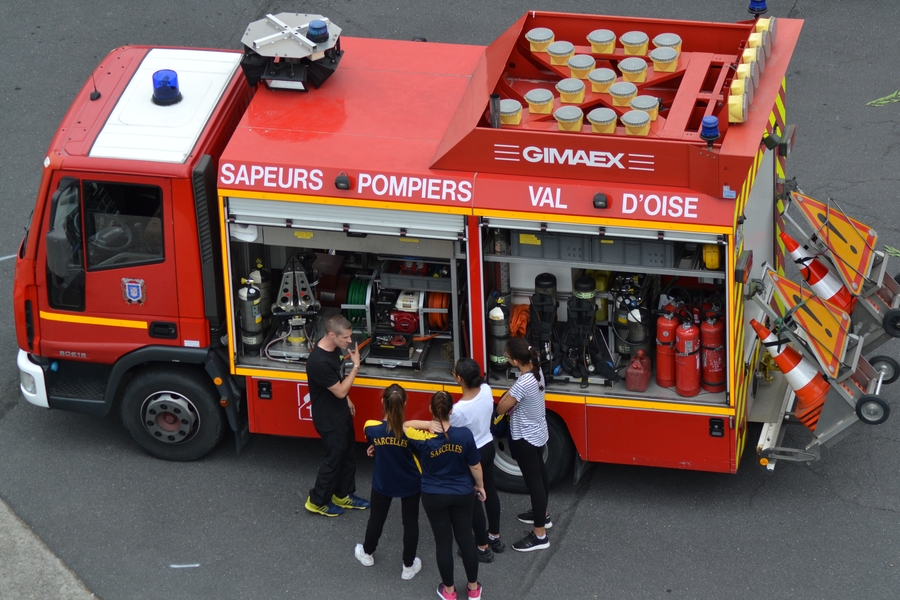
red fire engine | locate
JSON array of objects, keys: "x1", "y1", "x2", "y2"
[{"x1": 15, "y1": 7, "x2": 899, "y2": 489}]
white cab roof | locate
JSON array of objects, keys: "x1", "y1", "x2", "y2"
[{"x1": 89, "y1": 48, "x2": 242, "y2": 164}]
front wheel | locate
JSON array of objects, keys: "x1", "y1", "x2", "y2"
[
  {"x1": 855, "y1": 394, "x2": 890, "y2": 425},
  {"x1": 493, "y1": 412, "x2": 575, "y2": 493},
  {"x1": 120, "y1": 366, "x2": 225, "y2": 461}
]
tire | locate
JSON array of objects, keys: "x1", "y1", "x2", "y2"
[
  {"x1": 855, "y1": 394, "x2": 890, "y2": 425},
  {"x1": 869, "y1": 355, "x2": 900, "y2": 385},
  {"x1": 493, "y1": 412, "x2": 575, "y2": 494},
  {"x1": 882, "y1": 308, "x2": 900, "y2": 338},
  {"x1": 120, "y1": 366, "x2": 225, "y2": 461}
]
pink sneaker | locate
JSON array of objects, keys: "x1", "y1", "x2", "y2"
[
  {"x1": 436, "y1": 583, "x2": 457, "y2": 599},
  {"x1": 467, "y1": 582, "x2": 483, "y2": 599}
]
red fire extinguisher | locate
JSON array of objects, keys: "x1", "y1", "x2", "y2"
[
  {"x1": 692, "y1": 296, "x2": 712, "y2": 325},
  {"x1": 656, "y1": 309, "x2": 679, "y2": 388},
  {"x1": 675, "y1": 318, "x2": 701, "y2": 397},
  {"x1": 700, "y1": 314, "x2": 725, "y2": 393}
]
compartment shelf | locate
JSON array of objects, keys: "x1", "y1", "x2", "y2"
[{"x1": 483, "y1": 254, "x2": 725, "y2": 280}]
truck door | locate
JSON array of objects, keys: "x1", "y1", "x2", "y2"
[{"x1": 39, "y1": 174, "x2": 180, "y2": 364}]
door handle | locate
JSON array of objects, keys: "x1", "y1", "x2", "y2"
[{"x1": 149, "y1": 321, "x2": 178, "y2": 339}]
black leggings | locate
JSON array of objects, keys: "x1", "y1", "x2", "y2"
[
  {"x1": 362, "y1": 488, "x2": 420, "y2": 568},
  {"x1": 510, "y1": 437, "x2": 549, "y2": 529},
  {"x1": 472, "y1": 442, "x2": 501, "y2": 545},
  {"x1": 421, "y1": 492, "x2": 478, "y2": 587}
]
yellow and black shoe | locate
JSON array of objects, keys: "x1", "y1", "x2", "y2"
[
  {"x1": 305, "y1": 496, "x2": 344, "y2": 517},
  {"x1": 332, "y1": 493, "x2": 371, "y2": 510}
]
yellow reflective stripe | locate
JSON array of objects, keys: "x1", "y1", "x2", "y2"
[
  {"x1": 235, "y1": 367, "x2": 308, "y2": 381},
  {"x1": 486, "y1": 390, "x2": 585, "y2": 404},
  {"x1": 233, "y1": 368, "x2": 450, "y2": 391},
  {"x1": 39, "y1": 311, "x2": 147, "y2": 329},
  {"x1": 586, "y1": 397, "x2": 735, "y2": 416},
  {"x1": 220, "y1": 194, "x2": 238, "y2": 375},
  {"x1": 775, "y1": 91, "x2": 786, "y2": 125},
  {"x1": 358, "y1": 378, "x2": 446, "y2": 393},
  {"x1": 776, "y1": 158, "x2": 786, "y2": 179},
  {"x1": 546, "y1": 393, "x2": 586, "y2": 404}
]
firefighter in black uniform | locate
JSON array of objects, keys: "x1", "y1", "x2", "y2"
[{"x1": 304, "y1": 314, "x2": 371, "y2": 516}]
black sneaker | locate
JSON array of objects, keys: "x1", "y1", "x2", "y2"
[
  {"x1": 456, "y1": 545, "x2": 494, "y2": 563},
  {"x1": 516, "y1": 510, "x2": 553, "y2": 529},
  {"x1": 488, "y1": 536, "x2": 505, "y2": 553},
  {"x1": 512, "y1": 531, "x2": 549, "y2": 552}
]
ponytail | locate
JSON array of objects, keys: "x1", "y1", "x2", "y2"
[
  {"x1": 382, "y1": 384, "x2": 407, "y2": 436},
  {"x1": 430, "y1": 391, "x2": 453, "y2": 440},
  {"x1": 506, "y1": 337, "x2": 544, "y2": 391},
  {"x1": 453, "y1": 357, "x2": 484, "y2": 389}
]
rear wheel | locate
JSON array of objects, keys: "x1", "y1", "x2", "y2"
[
  {"x1": 493, "y1": 412, "x2": 575, "y2": 493},
  {"x1": 882, "y1": 308, "x2": 900, "y2": 338},
  {"x1": 120, "y1": 366, "x2": 225, "y2": 461},
  {"x1": 869, "y1": 355, "x2": 900, "y2": 384}
]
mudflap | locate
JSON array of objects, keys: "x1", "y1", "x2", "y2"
[
  {"x1": 573, "y1": 451, "x2": 593, "y2": 485},
  {"x1": 232, "y1": 400, "x2": 251, "y2": 454},
  {"x1": 203, "y1": 348, "x2": 250, "y2": 454}
]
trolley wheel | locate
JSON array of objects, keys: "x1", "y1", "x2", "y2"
[
  {"x1": 869, "y1": 355, "x2": 900, "y2": 385},
  {"x1": 493, "y1": 412, "x2": 575, "y2": 494},
  {"x1": 855, "y1": 394, "x2": 890, "y2": 425},
  {"x1": 882, "y1": 308, "x2": 900, "y2": 338},
  {"x1": 120, "y1": 366, "x2": 226, "y2": 461}
]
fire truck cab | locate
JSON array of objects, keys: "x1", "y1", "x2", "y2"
[{"x1": 16, "y1": 9, "x2": 898, "y2": 486}]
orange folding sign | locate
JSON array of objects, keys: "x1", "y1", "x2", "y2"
[
  {"x1": 791, "y1": 192, "x2": 877, "y2": 296},
  {"x1": 766, "y1": 270, "x2": 851, "y2": 378}
]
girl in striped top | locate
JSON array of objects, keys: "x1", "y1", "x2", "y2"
[{"x1": 496, "y1": 337, "x2": 551, "y2": 552}]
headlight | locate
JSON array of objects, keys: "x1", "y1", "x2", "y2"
[{"x1": 20, "y1": 371, "x2": 36, "y2": 394}]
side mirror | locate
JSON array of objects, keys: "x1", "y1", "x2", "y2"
[{"x1": 46, "y1": 227, "x2": 71, "y2": 278}]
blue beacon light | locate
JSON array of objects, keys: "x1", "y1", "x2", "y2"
[
  {"x1": 307, "y1": 19, "x2": 329, "y2": 44},
  {"x1": 700, "y1": 116, "x2": 720, "y2": 150},
  {"x1": 748, "y1": 0, "x2": 768, "y2": 17},
  {"x1": 152, "y1": 69, "x2": 183, "y2": 105}
]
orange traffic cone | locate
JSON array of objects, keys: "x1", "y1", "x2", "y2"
[
  {"x1": 780, "y1": 232, "x2": 856, "y2": 314},
  {"x1": 750, "y1": 319, "x2": 829, "y2": 430}
]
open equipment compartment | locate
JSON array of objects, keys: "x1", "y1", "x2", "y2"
[
  {"x1": 224, "y1": 196, "x2": 468, "y2": 386},
  {"x1": 481, "y1": 218, "x2": 729, "y2": 405}
]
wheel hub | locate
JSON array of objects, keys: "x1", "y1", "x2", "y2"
[
  {"x1": 142, "y1": 392, "x2": 199, "y2": 444},
  {"x1": 860, "y1": 400, "x2": 885, "y2": 422}
]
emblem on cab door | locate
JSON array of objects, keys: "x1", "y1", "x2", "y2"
[{"x1": 122, "y1": 278, "x2": 146, "y2": 305}]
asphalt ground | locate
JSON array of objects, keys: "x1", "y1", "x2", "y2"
[
  {"x1": 1, "y1": 1, "x2": 900, "y2": 599},
  {"x1": 0, "y1": 497, "x2": 93, "y2": 599}
]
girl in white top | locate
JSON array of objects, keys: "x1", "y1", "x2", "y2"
[
  {"x1": 450, "y1": 358, "x2": 504, "y2": 558},
  {"x1": 497, "y1": 338, "x2": 551, "y2": 552}
]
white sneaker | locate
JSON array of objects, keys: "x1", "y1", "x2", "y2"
[
  {"x1": 355, "y1": 543, "x2": 374, "y2": 567},
  {"x1": 401, "y1": 557, "x2": 422, "y2": 580}
]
